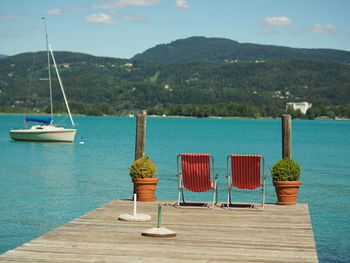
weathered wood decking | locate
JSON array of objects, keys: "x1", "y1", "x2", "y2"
[{"x1": 0, "y1": 200, "x2": 318, "y2": 262}]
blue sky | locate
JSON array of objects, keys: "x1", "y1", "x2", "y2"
[{"x1": 1, "y1": 0, "x2": 350, "y2": 58}]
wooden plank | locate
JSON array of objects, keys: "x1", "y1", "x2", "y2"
[{"x1": 0, "y1": 200, "x2": 318, "y2": 262}]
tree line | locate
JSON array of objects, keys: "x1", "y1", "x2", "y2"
[
  {"x1": 147, "y1": 103, "x2": 350, "y2": 119},
  {"x1": 2, "y1": 100, "x2": 350, "y2": 120}
]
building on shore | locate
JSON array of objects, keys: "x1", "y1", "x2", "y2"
[{"x1": 286, "y1": 102, "x2": 312, "y2": 114}]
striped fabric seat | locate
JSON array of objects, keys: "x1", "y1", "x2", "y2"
[
  {"x1": 181, "y1": 154, "x2": 213, "y2": 192},
  {"x1": 177, "y1": 154, "x2": 218, "y2": 208},
  {"x1": 227, "y1": 154, "x2": 266, "y2": 210}
]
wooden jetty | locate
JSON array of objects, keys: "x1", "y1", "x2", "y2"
[{"x1": 0, "y1": 200, "x2": 318, "y2": 262}]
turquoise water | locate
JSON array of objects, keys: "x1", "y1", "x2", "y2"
[{"x1": 1, "y1": 115, "x2": 349, "y2": 262}]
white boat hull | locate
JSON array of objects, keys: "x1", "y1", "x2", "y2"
[{"x1": 10, "y1": 125, "x2": 76, "y2": 142}]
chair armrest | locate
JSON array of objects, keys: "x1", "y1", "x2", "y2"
[
  {"x1": 178, "y1": 173, "x2": 183, "y2": 188},
  {"x1": 211, "y1": 174, "x2": 218, "y2": 190}
]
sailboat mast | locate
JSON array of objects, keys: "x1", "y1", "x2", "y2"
[
  {"x1": 49, "y1": 46, "x2": 75, "y2": 127},
  {"x1": 41, "y1": 17, "x2": 53, "y2": 121}
]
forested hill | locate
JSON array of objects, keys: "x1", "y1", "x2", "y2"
[
  {"x1": 133, "y1": 36, "x2": 350, "y2": 63},
  {"x1": 1, "y1": 50, "x2": 350, "y2": 118}
]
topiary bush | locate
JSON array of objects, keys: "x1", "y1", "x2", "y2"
[
  {"x1": 271, "y1": 158, "x2": 301, "y2": 181},
  {"x1": 129, "y1": 156, "x2": 157, "y2": 179}
]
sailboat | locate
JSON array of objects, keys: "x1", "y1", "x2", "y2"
[{"x1": 9, "y1": 17, "x2": 76, "y2": 143}]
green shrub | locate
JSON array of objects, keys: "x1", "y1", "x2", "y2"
[
  {"x1": 129, "y1": 156, "x2": 157, "y2": 179},
  {"x1": 271, "y1": 158, "x2": 301, "y2": 181}
]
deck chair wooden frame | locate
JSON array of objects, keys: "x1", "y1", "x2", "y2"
[
  {"x1": 177, "y1": 154, "x2": 218, "y2": 208},
  {"x1": 226, "y1": 154, "x2": 266, "y2": 210}
]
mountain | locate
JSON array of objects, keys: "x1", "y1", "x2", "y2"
[
  {"x1": 133, "y1": 36, "x2": 350, "y2": 63},
  {"x1": 1, "y1": 50, "x2": 350, "y2": 118},
  {"x1": 0, "y1": 54, "x2": 8, "y2": 59}
]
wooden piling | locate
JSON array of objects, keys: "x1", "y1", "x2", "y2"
[
  {"x1": 282, "y1": 114, "x2": 291, "y2": 159},
  {"x1": 134, "y1": 114, "x2": 146, "y2": 161}
]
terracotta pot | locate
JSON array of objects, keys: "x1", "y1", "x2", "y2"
[
  {"x1": 273, "y1": 181, "x2": 301, "y2": 205},
  {"x1": 132, "y1": 177, "x2": 159, "y2": 202}
]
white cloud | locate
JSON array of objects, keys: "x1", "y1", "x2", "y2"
[
  {"x1": 263, "y1": 16, "x2": 292, "y2": 27},
  {"x1": 92, "y1": 0, "x2": 160, "y2": 9},
  {"x1": 175, "y1": 0, "x2": 192, "y2": 9},
  {"x1": 84, "y1": 13, "x2": 115, "y2": 24},
  {"x1": 46, "y1": 9, "x2": 62, "y2": 15},
  {"x1": 302, "y1": 24, "x2": 336, "y2": 34},
  {"x1": 0, "y1": 16, "x2": 18, "y2": 21}
]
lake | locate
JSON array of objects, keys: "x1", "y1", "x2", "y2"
[{"x1": 0, "y1": 115, "x2": 349, "y2": 262}]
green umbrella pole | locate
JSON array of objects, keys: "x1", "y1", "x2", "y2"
[{"x1": 157, "y1": 204, "x2": 162, "y2": 228}]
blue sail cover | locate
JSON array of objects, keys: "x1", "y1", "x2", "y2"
[{"x1": 25, "y1": 117, "x2": 53, "y2": 124}]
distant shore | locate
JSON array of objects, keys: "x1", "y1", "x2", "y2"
[{"x1": 1, "y1": 112, "x2": 349, "y2": 121}]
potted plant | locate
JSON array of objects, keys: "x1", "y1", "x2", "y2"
[
  {"x1": 129, "y1": 156, "x2": 158, "y2": 202},
  {"x1": 271, "y1": 158, "x2": 301, "y2": 205}
]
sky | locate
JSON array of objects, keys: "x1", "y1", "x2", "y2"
[{"x1": 1, "y1": 0, "x2": 350, "y2": 59}]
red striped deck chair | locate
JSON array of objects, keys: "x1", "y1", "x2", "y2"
[
  {"x1": 177, "y1": 154, "x2": 218, "y2": 208},
  {"x1": 227, "y1": 154, "x2": 266, "y2": 210}
]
